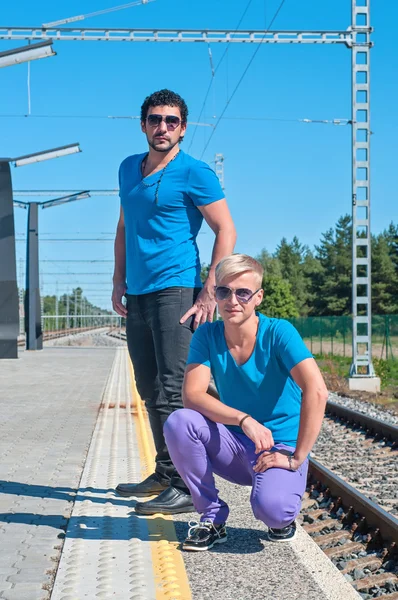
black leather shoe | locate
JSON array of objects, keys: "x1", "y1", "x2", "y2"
[
  {"x1": 135, "y1": 486, "x2": 195, "y2": 515},
  {"x1": 116, "y1": 473, "x2": 169, "y2": 497}
]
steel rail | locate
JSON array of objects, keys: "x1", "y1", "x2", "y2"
[
  {"x1": 309, "y1": 458, "x2": 398, "y2": 545},
  {"x1": 326, "y1": 401, "x2": 398, "y2": 444}
]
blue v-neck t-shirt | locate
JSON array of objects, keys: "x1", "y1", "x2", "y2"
[
  {"x1": 119, "y1": 150, "x2": 224, "y2": 295},
  {"x1": 187, "y1": 313, "x2": 313, "y2": 447}
]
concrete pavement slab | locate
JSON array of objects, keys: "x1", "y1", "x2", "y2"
[{"x1": 0, "y1": 348, "x2": 116, "y2": 600}]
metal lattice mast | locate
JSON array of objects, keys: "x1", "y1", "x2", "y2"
[
  {"x1": 0, "y1": 28, "x2": 355, "y2": 44},
  {"x1": 350, "y1": 0, "x2": 374, "y2": 378},
  {"x1": 215, "y1": 153, "x2": 225, "y2": 190}
]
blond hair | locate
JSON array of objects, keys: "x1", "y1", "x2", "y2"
[{"x1": 215, "y1": 254, "x2": 264, "y2": 288}]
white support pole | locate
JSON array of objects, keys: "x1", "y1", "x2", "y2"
[{"x1": 55, "y1": 281, "x2": 59, "y2": 332}]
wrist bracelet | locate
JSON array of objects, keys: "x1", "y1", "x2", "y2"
[
  {"x1": 287, "y1": 453, "x2": 297, "y2": 471},
  {"x1": 239, "y1": 414, "x2": 251, "y2": 428}
]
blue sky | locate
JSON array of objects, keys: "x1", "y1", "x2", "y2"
[{"x1": 1, "y1": 0, "x2": 396, "y2": 310}]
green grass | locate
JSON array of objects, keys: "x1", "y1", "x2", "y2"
[
  {"x1": 314, "y1": 353, "x2": 398, "y2": 389},
  {"x1": 373, "y1": 357, "x2": 398, "y2": 388},
  {"x1": 314, "y1": 354, "x2": 351, "y2": 377}
]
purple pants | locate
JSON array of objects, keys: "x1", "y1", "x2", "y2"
[{"x1": 164, "y1": 408, "x2": 309, "y2": 528}]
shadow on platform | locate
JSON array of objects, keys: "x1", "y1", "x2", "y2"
[
  {"x1": 0, "y1": 480, "x2": 132, "y2": 507},
  {"x1": 0, "y1": 510, "x2": 267, "y2": 552}
]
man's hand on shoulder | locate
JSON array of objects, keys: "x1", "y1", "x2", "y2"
[
  {"x1": 180, "y1": 284, "x2": 216, "y2": 330},
  {"x1": 241, "y1": 417, "x2": 274, "y2": 454},
  {"x1": 112, "y1": 282, "x2": 127, "y2": 317}
]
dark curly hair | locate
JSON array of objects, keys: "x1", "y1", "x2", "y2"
[{"x1": 140, "y1": 89, "x2": 188, "y2": 124}]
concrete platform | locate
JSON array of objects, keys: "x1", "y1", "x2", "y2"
[
  {"x1": 0, "y1": 347, "x2": 360, "y2": 600},
  {"x1": 0, "y1": 347, "x2": 116, "y2": 600},
  {"x1": 174, "y1": 483, "x2": 361, "y2": 600}
]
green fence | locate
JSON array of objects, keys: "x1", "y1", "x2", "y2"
[{"x1": 287, "y1": 314, "x2": 397, "y2": 359}]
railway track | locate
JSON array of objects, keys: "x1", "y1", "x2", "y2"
[
  {"x1": 17, "y1": 326, "x2": 127, "y2": 347},
  {"x1": 313, "y1": 401, "x2": 398, "y2": 518},
  {"x1": 304, "y1": 459, "x2": 398, "y2": 599},
  {"x1": 302, "y1": 402, "x2": 398, "y2": 599},
  {"x1": 325, "y1": 401, "x2": 398, "y2": 445},
  {"x1": 17, "y1": 326, "x2": 110, "y2": 345}
]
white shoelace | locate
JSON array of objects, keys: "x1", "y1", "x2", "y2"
[{"x1": 187, "y1": 520, "x2": 221, "y2": 538}]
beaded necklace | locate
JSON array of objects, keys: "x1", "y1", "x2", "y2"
[{"x1": 141, "y1": 150, "x2": 180, "y2": 204}]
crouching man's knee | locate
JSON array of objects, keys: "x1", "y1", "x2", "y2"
[
  {"x1": 251, "y1": 494, "x2": 300, "y2": 530},
  {"x1": 164, "y1": 408, "x2": 198, "y2": 441}
]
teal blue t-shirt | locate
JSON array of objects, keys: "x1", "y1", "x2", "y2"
[
  {"x1": 119, "y1": 150, "x2": 224, "y2": 294},
  {"x1": 187, "y1": 313, "x2": 313, "y2": 447}
]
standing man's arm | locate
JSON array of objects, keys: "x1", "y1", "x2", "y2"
[
  {"x1": 180, "y1": 198, "x2": 236, "y2": 329},
  {"x1": 112, "y1": 206, "x2": 127, "y2": 317}
]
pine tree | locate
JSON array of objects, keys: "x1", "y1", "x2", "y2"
[
  {"x1": 385, "y1": 222, "x2": 398, "y2": 265},
  {"x1": 200, "y1": 263, "x2": 210, "y2": 284},
  {"x1": 43, "y1": 295, "x2": 56, "y2": 315},
  {"x1": 274, "y1": 236, "x2": 310, "y2": 315},
  {"x1": 384, "y1": 222, "x2": 398, "y2": 307},
  {"x1": 313, "y1": 214, "x2": 352, "y2": 315},
  {"x1": 301, "y1": 249, "x2": 324, "y2": 315},
  {"x1": 372, "y1": 226, "x2": 398, "y2": 314},
  {"x1": 259, "y1": 275, "x2": 299, "y2": 319},
  {"x1": 256, "y1": 249, "x2": 283, "y2": 277}
]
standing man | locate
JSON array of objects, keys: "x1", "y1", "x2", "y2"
[
  {"x1": 112, "y1": 89, "x2": 236, "y2": 515},
  {"x1": 164, "y1": 254, "x2": 328, "y2": 549}
]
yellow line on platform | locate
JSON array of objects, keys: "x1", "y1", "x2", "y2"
[{"x1": 129, "y1": 356, "x2": 192, "y2": 600}]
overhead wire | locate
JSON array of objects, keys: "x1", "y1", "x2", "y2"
[
  {"x1": 223, "y1": 116, "x2": 351, "y2": 125},
  {"x1": 187, "y1": 0, "x2": 255, "y2": 153},
  {"x1": 69, "y1": 0, "x2": 154, "y2": 20},
  {"x1": 199, "y1": 0, "x2": 287, "y2": 160},
  {"x1": 0, "y1": 114, "x2": 213, "y2": 127},
  {"x1": 1, "y1": 114, "x2": 351, "y2": 126},
  {"x1": 17, "y1": 232, "x2": 115, "y2": 235},
  {"x1": 207, "y1": 44, "x2": 215, "y2": 78},
  {"x1": 40, "y1": 260, "x2": 114, "y2": 263},
  {"x1": 42, "y1": 0, "x2": 154, "y2": 27},
  {"x1": 39, "y1": 273, "x2": 113, "y2": 276},
  {"x1": 16, "y1": 238, "x2": 115, "y2": 242}
]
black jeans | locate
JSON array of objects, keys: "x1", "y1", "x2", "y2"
[{"x1": 125, "y1": 287, "x2": 200, "y2": 493}]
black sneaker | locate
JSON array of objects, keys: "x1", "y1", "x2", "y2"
[
  {"x1": 267, "y1": 521, "x2": 297, "y2": 542},
  {"x1": 182, "y1": 520, "x2": 227, "y2": 552}
]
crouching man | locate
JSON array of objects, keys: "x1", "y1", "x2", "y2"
[{"x1": 164, "y1": 253, "x2": 328, "y2": 550}]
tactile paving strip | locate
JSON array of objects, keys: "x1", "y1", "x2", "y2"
[
  {"x1": 51, "y1": 348, "x2": 156, "y2": 600},
  {"x1": 129, "y1": 363, "x2": 192, "y2": 600},
  {"x1": 51, "y1": 347, "x2": 192, "y2": 600}
]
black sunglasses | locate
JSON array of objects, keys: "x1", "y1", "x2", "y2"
[
  {"x1": 146, "y1": 114, "x2": 181, "y2": 130},
  {"x1": 215, "y1": 286, "x2": 261, "y2": 304}
]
